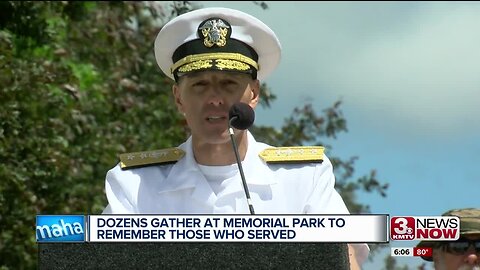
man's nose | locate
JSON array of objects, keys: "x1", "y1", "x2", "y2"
[
  {"x1": 465, "y1": 252, "x2": 478, "y2": 265},
  {"x1": 207, "y1": 87, "x2": 224, "y2": 106}
]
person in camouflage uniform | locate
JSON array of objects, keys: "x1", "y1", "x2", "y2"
[{"x1": 417, "y1": 208, "x2": 480, "y2": 270}]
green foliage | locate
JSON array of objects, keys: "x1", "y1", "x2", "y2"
[
  {"x1": 383, "y1": 255, "x2": 420, "y2": 270},
  {"x1": 0, "y1": 1, "x2": 388, "y2": 269},
  {"x1": 0, "y1": 2, "x2": 186, "y2": 268}
]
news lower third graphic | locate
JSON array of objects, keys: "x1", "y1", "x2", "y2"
[
  {"x1": 33, "y1": 215, "x2": 463, "y2": 244},
  {"x1": 36, "y1": 215, "x2": 86, "y2": 242},
  {"x1": 88, "y1": 215, "x2": 388, "y2": 242},
  {"x1": 35, "y1": 214, "x2": 388, "y2": 243}
]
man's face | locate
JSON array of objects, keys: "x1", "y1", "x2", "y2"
[
  {"x1": 173, "y1": 71, "x2": 259, "y2": 145},
  {"x1": 433, "y1": 235, "x2": 480, "y2": 270}
]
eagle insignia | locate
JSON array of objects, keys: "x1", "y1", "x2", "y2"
[{"x1": 198, "y1": 18, "x2": 231, "y2": 47}]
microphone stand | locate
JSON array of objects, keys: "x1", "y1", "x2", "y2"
[{"x1": 228, "y1": 117, "x2": 255, "y2": 215}]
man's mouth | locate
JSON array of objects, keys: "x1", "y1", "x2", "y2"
[{"x1": 206, "y1": 116, "x2": 227, "y2": 122}]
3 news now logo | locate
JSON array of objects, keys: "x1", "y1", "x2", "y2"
[
  {"x1": 390, "y1": 216, "x2": 460, "y2": 241},
  {"x1": 36, "y1": 215, "x2": 86, "y2": 242}
]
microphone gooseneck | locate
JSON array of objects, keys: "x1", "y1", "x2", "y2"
[{"x1": 228, "y1": 102, "x2": 255, "y2": 215}]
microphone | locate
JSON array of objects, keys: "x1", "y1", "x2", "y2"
[
  {"x1": 228, "y1": 102, "x2": 255, "y2": 215},
  {"x1": 228, "y1": 102, "x2": 255, "y2": 130}
]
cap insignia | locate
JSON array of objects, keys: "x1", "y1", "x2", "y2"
[
  {"x1": 198, "y1": 18, "x2": 231, "y2": 48},
  {"x1": 259, "y1": 146, "x2": 325, "y2": 164},
  {"x1": 119, "y1": 148, "x2": 185, "y2": 170}
]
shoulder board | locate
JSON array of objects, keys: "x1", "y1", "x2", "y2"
[
  {"x1": 119, "y1": 148, "x2": 185, "y2": 170},
  {"x1": 259, "y1": 146, "x2": 324, "y2": 164}
]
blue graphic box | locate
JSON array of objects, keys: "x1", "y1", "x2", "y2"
[{"x1": 36, "y1": 215, "x2": 85, "y2": 242}]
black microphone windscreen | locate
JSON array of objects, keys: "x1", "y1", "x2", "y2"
[{"x1": 229, "y1": 102, "x2": 255, "y2": 130}]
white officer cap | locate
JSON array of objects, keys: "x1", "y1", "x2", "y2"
[{"x1": 154, "y1": 7, "x2": 282, "y2": 81}]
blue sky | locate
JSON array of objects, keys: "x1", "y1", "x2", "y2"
[{"x1": 194, "y1": 2, "x2": 480, "y2": 269}]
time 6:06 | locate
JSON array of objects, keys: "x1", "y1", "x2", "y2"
[{"x1": 391, "y1": 247, "x2": 412, "y2": 256}]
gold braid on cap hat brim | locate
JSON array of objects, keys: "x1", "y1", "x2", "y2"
[{"x1": 170, "y1": 52, "x2": 259, "y2": 75}]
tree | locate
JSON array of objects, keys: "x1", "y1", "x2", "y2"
[{"x1": 0, "y1": 2, "x2": 388, "y2": 269}]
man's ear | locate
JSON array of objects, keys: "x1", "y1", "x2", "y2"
[
  {"x1": 249, "y1": 79, "x2": 260, "y2": 109},
  {"x1": 172, "y1": 84, "x2": 184, "y2": 114}
]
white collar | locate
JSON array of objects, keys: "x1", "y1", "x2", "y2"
[{"x1": 158, "y1": 130, "x2": 277, "y2": 195}]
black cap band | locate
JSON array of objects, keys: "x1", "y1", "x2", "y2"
[{"x1": 170, "y1": 17, "x2": 259, "y2": 81}]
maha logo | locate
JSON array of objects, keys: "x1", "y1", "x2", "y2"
[{"x1": 36, "y1": 215, "x2": 85, "y2": 242}]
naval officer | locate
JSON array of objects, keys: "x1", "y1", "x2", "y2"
[{"x1": 102, "y1": 7, "x2": 368, "y2": 269}]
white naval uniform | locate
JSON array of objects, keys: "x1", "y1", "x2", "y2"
[{"x1": 102, "y1": 131, "x2": 369, "y2": 263}]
